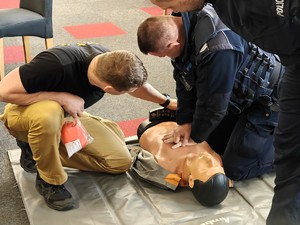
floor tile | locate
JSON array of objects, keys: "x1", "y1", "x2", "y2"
[
  {"x1": 4, "y1": 46, "x2": 25, "y2": 64},
  {"x1": 140, "y1": 6, "x2": 171, "y2": 16},
  {"x1": 0, "y1": 0, "x2": 19, "y2": 9},
  {"x1": 64, "y1": 22, "x2": 126, "y2": 39}
]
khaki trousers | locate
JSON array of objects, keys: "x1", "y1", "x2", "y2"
[{"x1": 0, "y1": 100, "x2": 131, "y2": 185}]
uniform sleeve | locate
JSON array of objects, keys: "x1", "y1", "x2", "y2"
[
  {"x1": 177, "y1": 49, "x2": 242, "y2": 143},
  {"x1": 173, "y1": 67, "x2": 197, "y2": 125}
]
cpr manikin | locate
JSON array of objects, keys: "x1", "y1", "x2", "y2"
[{"x1": 133, "y1": 119, "x2": 231, "y2": 206}]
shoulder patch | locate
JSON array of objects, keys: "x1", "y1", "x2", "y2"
[
  {"x1": 199, "y1": 31, "x2": 234, "y2": 55},
  {"x1": 199, "y1": 43, "x2": 209, "y2": 54},
  {"x1": 193, "y1": 15, "x2": 215, "y2": 53},
  {"x1": 207, "y1": 31, "x2": 233, "y2": 52}
]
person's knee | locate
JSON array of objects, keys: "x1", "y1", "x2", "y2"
[
  {"x1": 224, "y1": 163, "x2": 274, "y2": 181},
  {"x1": 102, "y1": 155, "x2": 132, "y2": 174},
  {"x1": 222, "y1": 157, "x2": 250, "y2": 181},
  {"x1": 33, "y1": 101, "x2": 64, "y2": 134},
  {"x1": 223, "y1": 166, "x2": 245, "y2": 181},
  {"x1": 113, "y1": 156, "x2": 132, "y2": 173},
  {"x1": 91, "y1": 151, "x2": 132, "y2": 174}
]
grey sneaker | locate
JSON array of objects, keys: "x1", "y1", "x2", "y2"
[
  {"x1": 36, "y1": 173, "x2": 75, "y2": 211},
  {"x1": 16, "y1": 139, "x2": 37, "y2": 173}
]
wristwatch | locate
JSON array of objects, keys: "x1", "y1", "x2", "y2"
[{"x1": 159, "y1": 93, "x2": 171, "y2": 108}]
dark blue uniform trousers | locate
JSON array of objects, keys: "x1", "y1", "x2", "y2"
[
  {"x1": 207, "y1": 102, "x2": 278, "y2": 181},
  {"x1": 224, "y1": 103, "x2": 277, "y2": 181}
]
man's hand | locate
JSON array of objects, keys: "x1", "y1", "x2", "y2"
[
  {"x1": 162, "y1": 123, "x2": 195, "y2": 149},
  {"x1": 60, "y1": 93, "x2": 85, "y2": 121}
]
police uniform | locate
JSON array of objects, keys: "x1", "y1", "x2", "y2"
[
  {"x1": 205, "y1": 0, "x2": 300, "y2": 224},
  {"x1": 172, "y1": 5, "x2": 284, "y2": 181}
]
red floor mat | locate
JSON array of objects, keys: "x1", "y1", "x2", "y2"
[
  {"x1": 117, "y1": 118, "x2": 146, "y2": 137},
  {"x1": 140, "y1": 6, "x2": 172, "y2": 16},
  {"x1": 4, "y1": 46, "x2": 25, "y2": 64},
  {"x1": 0, "y1": 0, "x2": 19, "y2": 9},
  {"x1": 64, "y1": 22, "x2": 126, "y2": 39}
]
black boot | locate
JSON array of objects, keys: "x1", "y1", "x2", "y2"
[
  {"x1": 16, "y1": 139, "x2": 37, "y2": 173},
  {"x1": 36, "y1": 173, "x2": 75, "y2": 211}
]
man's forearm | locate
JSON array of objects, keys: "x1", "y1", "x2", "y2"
[
  {"x1": 130, "y1": 82, "x2": 167, "y2": 104},
  {"x1": 130, "y1": 82, "x2": 177, "y2": 110},
  {"x1": 1, "y1": 91, "x2": 70, "y2": 106}
]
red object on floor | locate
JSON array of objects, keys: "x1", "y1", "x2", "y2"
[
  {"x1": 64, "y1": 22, "x2": 126, "y2": 39},
  {"x1": 117, "y1": 118, "x2": 147, "y2": 137},
  {"x1": 0, "y1": 0, "x2": 19, "y2": 9},
  {"x1": 61, "y1": 122, "x2": 89, "y2": 148},
  {"x1": 140, "y1": 6, "x2": 172, "y2": 16},
  {"x1": 4, "y1": 46, "x2": 25, "y2": 64}
]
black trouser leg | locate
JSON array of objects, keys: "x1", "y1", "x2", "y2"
[{"x1": 267, "y1": 64, "x2": 300, "y2": 225}]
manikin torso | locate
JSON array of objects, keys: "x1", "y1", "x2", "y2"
[{"x1": 139, "y1": 122, "x2": 225, "y2": 186}]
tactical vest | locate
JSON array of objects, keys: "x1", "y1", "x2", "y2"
[{"x1": 177, "y1": 5, "x2": 284, "y2": 114}]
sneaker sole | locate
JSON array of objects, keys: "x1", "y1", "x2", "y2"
[{"x1": 45, "y1": 198, "x2": 75, "y2": 211}]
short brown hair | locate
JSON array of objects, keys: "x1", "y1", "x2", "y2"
[
  {"x1": 95, "y1": 50, "x2": 148, "y2": 91},
  {"x1": 137, "y1": 16, "x2": 175, "y2": 54}
]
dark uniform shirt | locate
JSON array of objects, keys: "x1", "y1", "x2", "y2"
[
  {"x1": 207, "y1": 0, "x2": 300, "y2": 65},
  {"x1": 173, "y1": 9, "x2": 246, "y2": 142},
  {"x1": 19, "y1": 43, "x2": 109, "y2": 108}
]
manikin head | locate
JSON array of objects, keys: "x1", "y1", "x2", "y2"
[
  {"x1": 187, "y1": 152, "x2": 229, "y2": 206},
  {"x1": 137, "y1": 118, "x2": 229, "y2": 206},
  {"x1": 150, "y1": 0, "x2": 205, "y2": 13}
]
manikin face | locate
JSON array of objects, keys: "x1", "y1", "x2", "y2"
[
  {"x1": 150, "y1": 0, "x2": 205, "y2": 13},
  {"x1": 188, "y1": 152, "x2": 225, "y2": 188}
]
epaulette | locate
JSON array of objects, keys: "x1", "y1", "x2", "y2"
[{"x1": 192, "y1": 5, "x2": 230, "y2": 54}]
